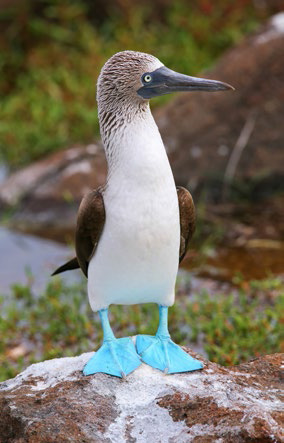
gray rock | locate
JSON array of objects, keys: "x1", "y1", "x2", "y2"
[
  {"x1": 0, "y1": 144, "x2": 106, "y2": 206},
  {"x1": 0, "y1": 144, "x2": 106, "y2": 242},
  {"x1": 0, "y1": 350, "x2": 283, "y2": 442}
]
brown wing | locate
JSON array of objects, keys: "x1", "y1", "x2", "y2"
[
  {"x1": 51, "y1": 188, "x2": 105, "y2": 277},
  {"x1": 75, "y1": 188, "x2": 105, "y2": 277},
  {"x1": 177, "y1": 186, "x2": 195, "y2": 263}
]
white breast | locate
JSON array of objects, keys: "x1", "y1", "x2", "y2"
[{"x1": 88, "y1": 113, "x2": 180, "y2": 311}]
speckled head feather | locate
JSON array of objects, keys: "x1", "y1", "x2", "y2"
[
  {"x1": 97, "y1": 50, "x2": 163, "y2": 109},
  {"x1": 97, "y1": 51, "x2": 163, "y2": 150}
]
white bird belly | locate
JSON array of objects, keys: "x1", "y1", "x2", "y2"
[{"x1": 87, "y1": 185, "x2": 180, "y2": 312}]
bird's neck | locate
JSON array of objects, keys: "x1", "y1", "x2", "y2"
[{"x1": 99, "y1": 104, "x2": 174, "y2": 189}]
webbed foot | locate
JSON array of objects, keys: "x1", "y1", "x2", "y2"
[
  {"x1": 136, "y1": 334, "x2": 203, "y2": 374},
  {"x1": 83, "y1": 337, "x2": 141, "y2": 378}
]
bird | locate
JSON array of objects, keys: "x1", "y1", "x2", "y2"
[{"x1": 52, "y1": 51, "x2": 233, "y2": 378}]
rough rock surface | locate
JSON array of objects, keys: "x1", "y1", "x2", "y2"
[{"x1": 0, "y1": 349, "x2": 283, "y2": 442}]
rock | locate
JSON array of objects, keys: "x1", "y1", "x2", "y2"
[
  {"x1": 0, "y1": 349, "x2": 283, "y2": 442},
  {"x1": 0, "y1": 144, "x2": 103, "y2": 206},
  {"x1": 0, "y1": 144, "x2": 106, "y2": 242},
  {"x1": 155, "y1": 13, "x2": 284, "y2": 198}
]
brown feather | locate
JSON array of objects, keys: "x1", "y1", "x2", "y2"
[
  {"x1": 75, "y1": 188, "x2": 105, "y2": 277},
  {"x1": 51, "y1": 188, "x2": 105, "y2": 278},
  {"x1": 177, "y1": 186, "x2": 196, "y2": 263},
  {"x1": 51, "y1": 257, "x2": 79, "y2": 276}
]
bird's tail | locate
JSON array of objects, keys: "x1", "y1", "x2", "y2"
[{"x1": 51, "y1": 257, "x2": 80, "y2": 276}]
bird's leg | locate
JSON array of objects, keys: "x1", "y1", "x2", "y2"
[
  {"x1": 83, "y1": 308, "x2": 141, "y2": 378},
  {"x1": 100, "y1": 308, "x2": 115, "y2": 341},
  {"x1": 136, "y1": 305, "x2": 203, "y2": 374},
  {"x1": 156, "y1": 305, "x2": 170, "y2": 338}
]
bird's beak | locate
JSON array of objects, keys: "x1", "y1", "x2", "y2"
[{"x1": 137, "y1": 66, "x2": 234, "y2": 99}]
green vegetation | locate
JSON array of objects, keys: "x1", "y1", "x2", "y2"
[
  {"x1": 0, "y1": 275, "x2": 283, "y2": 381},
  {"x1": 0, "y1": 0, "x2": 265, "y2": 168}
]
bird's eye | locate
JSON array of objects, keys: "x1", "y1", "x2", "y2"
[{"x1": 143, "y1": 74, "x2": 152, "y2": 83}]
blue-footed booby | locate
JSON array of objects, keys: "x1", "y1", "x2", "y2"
[{"x1": 53, "y1": 51, "x2": 233, "y2": 378}]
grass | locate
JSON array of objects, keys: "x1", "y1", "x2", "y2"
[
  {"x1": 0, "y1": 0, "x2": 262, "y2": 169},
  {"x1": 0, "y1": 274, "x2": 283, "y2": 381}
]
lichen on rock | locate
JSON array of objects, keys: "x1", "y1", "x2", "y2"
[{"x1": 0, "y1": 348, "x2": 283, "y2": 442}]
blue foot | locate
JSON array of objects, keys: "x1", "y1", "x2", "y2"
[
  {"x1": 136, "y1": 334, "x2": 203, "y2": 374},
  {"x1": 83, "y1": 337, "x2": 141, "y2": 378}
]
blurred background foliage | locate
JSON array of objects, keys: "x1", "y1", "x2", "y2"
[{"x1": 0, "y1": 0, "x2": 282, "y2": 168}]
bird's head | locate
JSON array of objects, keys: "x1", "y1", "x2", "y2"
[{"x1": 97, "y1": 50, "x2": 234, "y2": 112}]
